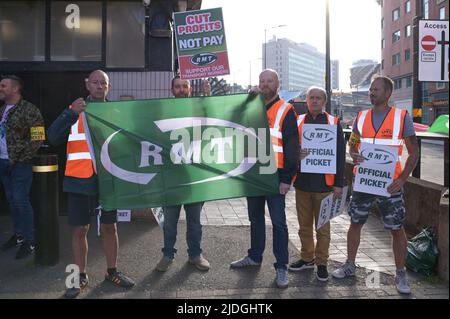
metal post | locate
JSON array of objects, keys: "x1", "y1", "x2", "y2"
[
  {"x1": 445, "y1": 138, "x2": 449, "y2": 187},
  {"x1": 325, "y1": 0, "x2": 331, "y2": 114},
  {"x1": 412, "y1": 3, "x2": 423, "y2": 124},
  {"x1": 32, "y1": 154, "x2": 59, "y2": 265}
]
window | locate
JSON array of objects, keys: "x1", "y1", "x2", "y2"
[
  {"x1": 381, "y1": 17, "x2": 384, "y2": 29},
  {"x1": 392, "y1": 53, "x2": 401, "y2": 65},
  {"x1": 382, "y1": 38, "x2": 385, "y2": 49},
  {"x1": 394, "y1": 79, "x2": 402, "y2": 90},
  {"x1": 440, "y1": 7, "x2": 446, "y2": 20},
  {"x1": 406, "y1": 76, "x2": 412, "y2": 88},
  {"x1": 106, "y1": 2, "x2": 145, "y2": 68},
  {"x1": 381, "y1": 59, "x2": 384, "y2": 70},
  {"x1": 436, "y1": 82, "x2": 446, "y2": 89},
  {"x1": 392, "y1": 30, "x2": 401, "y2": 43},
  {"x1": 0, "y1": 1, "x2": 45, "y2": 61},
  {"x1": 392, "y1": 8, "x2": 400, "y2": 21},
  {"x1": 405, "y1": 0, "x2": 411, "y2": 13},
  {"x1": 405, "y1": 25, "x2": 411, "y2": 37},
  {"x1": 51, "y1": 2, "x2": 102, "y2": 61},
  {"x1": 405, "y1": 49, "x2": 411, "y2": 61}
]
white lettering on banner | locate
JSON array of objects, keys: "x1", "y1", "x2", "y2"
[
  {"x1": 353, "y1": 143, "x2": 397, "y2": 197},
  {"x1": 300, "y1": 124, "x2": 337, "y2": 174},
  {"x1": 65, "y1": 4, "x2": 80, "y2": 29},
  {"x1": 139, "y1": 141, "x2": 163, "y2": 167},
  {"x1": 316, "y1": 186, "x2": 349, "y2": 230}
]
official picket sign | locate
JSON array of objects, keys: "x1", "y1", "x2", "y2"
[
  {"x1": 300, "y1": 124, "x2": 337, "y2": 174},
  {"x1": 353, "y1": 143, "x2": 397, "y2": 197},
  {"x1": 173, "y1": 7, "x2": 230, "y2": 80},
  {"x1": 316, "y1": 186, "x2": 348, "y2": 230}
]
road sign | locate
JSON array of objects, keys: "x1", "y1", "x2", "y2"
[
  {"x1": 421, "y1": 35, "x2": 436, "y2": 51},
  {"x1": 419, "y1": 20, "x2": 449, "y2": 82}
]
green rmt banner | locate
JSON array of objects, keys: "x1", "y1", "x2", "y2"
[{"x1": 85, "y1": 94, "x2": 279, "y2": 211}]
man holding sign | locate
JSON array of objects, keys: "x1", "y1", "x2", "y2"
[
  {"x1": 288, "y1": 87, "x2": 345, "y2": 282},
  {"x1": 332, "y1": 76, "x2": 419, "y2": 295}
]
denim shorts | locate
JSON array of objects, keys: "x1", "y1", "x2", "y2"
[
  {"x1": 67, "y1": 193, "x2": 117, "y2": 226},
  {"x1": 348, "y1": 190, "x2": 406, "y2": 230}
]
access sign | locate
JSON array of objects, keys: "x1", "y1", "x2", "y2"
[{"x1": 419, "y1": 20, "x2": 449, "y2": 82}]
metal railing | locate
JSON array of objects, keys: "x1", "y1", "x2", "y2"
[{"x1": 343, "y1": 129, "x2": 449, "y2": 187}]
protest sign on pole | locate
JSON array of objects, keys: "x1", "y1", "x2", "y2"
[
  {"x1": 316, "y1": 186, "x2": 349, "y2": 230},
  {"x1": 300, "y1": 124, "x2": 337, "y2": 174},
  {"x1": 353, "y1": 143, "x2": 397, "y2": 197},
  {"x1": 174, "y1": 7, "x2": 230, "y2": 80}
]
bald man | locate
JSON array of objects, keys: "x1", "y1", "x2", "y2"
[
  {"x1": 230, "y1": 69, "x2": 299, "y2": 288},
  {"x1": 48, "y1": 70, "x2": 134, "y2": 298}
]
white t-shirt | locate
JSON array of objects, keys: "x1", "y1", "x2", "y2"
[{"x1": 0, "y1": 104, "x2": 15, "y2": 159}]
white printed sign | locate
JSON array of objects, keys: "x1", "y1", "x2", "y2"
[
  {"x1": 353, "y1": 143, "x2": 397, "y2": 197},
  {"x1": 117, "y1": 210, "x2": 131, "y2": 222},
  {"x1": 300, "y1": 124, "x2": 337, "y2": 174},
  {"x1": 151, "y1": 207, "x2": 165, "y2": 230},
  {"x1": 316, "y1": 186, "x2": 349, "y2": 230},
  {"x1": 419, "y1": 20, "x2": 449, "y2": 82}
]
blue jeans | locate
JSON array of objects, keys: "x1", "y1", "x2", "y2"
[
  {"x1": 247, "y1": 194, "x2": 289, "y2": 270},
  {"x1": 162, "y1": 202, "x2": 204, "y2": 259},
  {"x1": 0, "y1": 159, "x2": 34, "y2": 242}
]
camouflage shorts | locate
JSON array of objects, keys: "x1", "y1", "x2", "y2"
[{"x1": 348, "y1": 190, "x2": 406, "y2": 230}]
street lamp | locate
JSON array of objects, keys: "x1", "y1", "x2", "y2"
[{"x1": 264, "y1": 24, "x2": 287, "y2": 69}]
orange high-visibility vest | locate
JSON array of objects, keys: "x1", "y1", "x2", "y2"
[
  {"x1": 354, "y1": 107, "x2": 407, "y2": 180},
  {"x1": 297, "y1": 112, "x2": 338, "y2": 187},
  {"x1": 65, "y1": 112, "x2": 94, "y2": 178},
  {"x1": 266, "y1": 99, "x2": 294, "y2": 169}
]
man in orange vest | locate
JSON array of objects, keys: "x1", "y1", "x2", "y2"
[
  {"x1": 289, "y1": 87, "x2": 346, "y2": 282},
  {"x1": 332, "y1": 76, "x2": 419, "y2": 295},
  {"x1": 230, "y1": 69, "x2": 299, "y2": 288},
  {"x1": 48, "y1": 70, "x2": 135, "y2": 298}
]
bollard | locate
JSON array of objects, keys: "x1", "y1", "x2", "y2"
[{"x1": 31, "y1": 154, "x2": 59, "y2": 265}]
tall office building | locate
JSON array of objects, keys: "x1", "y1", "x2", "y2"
[{"x1": 263, "y1": 36, "x2": 339, "y2": 92}]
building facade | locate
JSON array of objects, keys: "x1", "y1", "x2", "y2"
[
  {"x1": 379, "y1": 0, "x2": 448, "y2": 123},
  {"x1": 0, "y1": 0, "x2": 202, "y2": 213},
  {"x1": 263, "y1": 37, "x2": 339, "y2": 92}
]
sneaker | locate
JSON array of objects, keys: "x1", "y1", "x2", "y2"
[
  {"x1": 15, "y1": 241, "x2": 34, "y2": 259},
  {"x1": 332, "y1": 260, "x2": 356, "y2": 279},
  {"x1": 289, "y1": 259, "x2": 315, "y2": 271},
  {"x1": 155, "y1": 256, "x2": 173, "y2": 272},
  {"x1": 105, "y1": 270, "x2": 135, "y2": 288},
  {"x1": 275, "y1": 268, "x2": 289, "y2": 288},
  {"x1": 64, "y1": 275, "x2": 89, "y2": 299},
  {"x1": 230, "y1": 256, "x2": 261, "y2": 268},
  {"x1": 316, "y1": 265, "x2": 329, "y2": 282},
  {"x1": 189, "y1": 255, "x2": 210, "y2": 271},
  {"x1": 2, "y1": 234, "x2": 24, "y2": 251},
  {"x1": 395, "y1": 269, "x2": 411, "y2": 294}
]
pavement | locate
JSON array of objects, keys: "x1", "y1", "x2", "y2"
[{"x1": 0, "y1": 191, "x2": 448, "y2": 300}]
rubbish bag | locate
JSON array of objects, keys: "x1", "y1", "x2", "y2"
[{"x1": 406, "y1": 228, "x2": 439, "y2": 276}]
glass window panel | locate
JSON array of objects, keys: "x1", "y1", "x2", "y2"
[
  {"x1": 0, "y1": 1, "x2": 45, "y2": 61},
  {"x1": 106, "y1": 1, "x2": 145, "y2": 68},
  {"x1": 51, "y1": 1, "x2": 102, "y2": 61}
]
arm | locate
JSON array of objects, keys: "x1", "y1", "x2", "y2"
[
  {"x1": 387, "y1": 135, "x2": 419, "y2": 194},
  {"x1": 47, "y1": 98, "x2": 86, "y2": 146},
  {"x1": 279, "y1": 109, "x2": 300, "y2": 194},
  {"x1": 26, "y1": 105, "x2": 45, "y2": 156}
]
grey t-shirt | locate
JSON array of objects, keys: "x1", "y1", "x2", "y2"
[{"x1": 352, "y1": 109, "x2": 415, "y2": 137}]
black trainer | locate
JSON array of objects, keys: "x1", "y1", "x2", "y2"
[
  {"x1": 316, "y1": 265, "x2": 329, "y2": 282},
  {"x1": 105, "y1": 270, "x2": 135, "y2": 288},
  {"x1": 2, "y1": 234, "x2": 24, "y2": 251},
  {"x1": 289, "y1": 259, "x2": 315, "y2": 271},
  {"x1": 15, "y1": 241, "x2": 35, "y2": 259},
  {"x1": 64, "y1": 275, "x2": 89, "y2": 299}
]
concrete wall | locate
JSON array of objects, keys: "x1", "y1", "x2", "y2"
[{"x1": 345, "y1": 160, "x2": 448, "y2": 281}]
